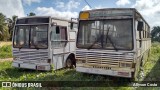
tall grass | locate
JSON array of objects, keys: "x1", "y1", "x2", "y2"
[
  {"x1": 0, "y1": 43, "x2": 160, "y2": 90},
  {"x1": 0, "y1": 41, "x2": 12, "y2": 47},
  {"x1": 0, "y1": 45, "x2": 12, "y2": 59}
]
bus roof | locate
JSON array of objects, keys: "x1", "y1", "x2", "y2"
[
  {"x1": 17, "y1": 16, "x2": 78, "y2": 23},
  {"x1": 79, "y1": 8, "x2": 150, "y2": 28}
]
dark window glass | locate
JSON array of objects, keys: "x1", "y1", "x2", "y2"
[
  {"x1": 30, "y1": 25, "x2": 48, "y2": 49},
  {"x1": 51, "y1": 26, "x2": 67, "y2": 47},
  {"x1": 13, "y1": 25, "x2": 48, "y2": 49},
  {"x1": 13, "y1": 26, "x2": 30, "y2": 48},
  {"x1": 77, "y1": 19, "x2": 133, "y2": 50},
  {"x1": 16, "y1": 18, "x2": 49, "y2": 24}
]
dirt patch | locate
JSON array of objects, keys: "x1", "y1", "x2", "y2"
[
  {"x1": 0, "y1": 41, "x2": 12, "y2": 47},
  {"x1": 0, "y1": 58, "x2": 13, "y2": 62}
]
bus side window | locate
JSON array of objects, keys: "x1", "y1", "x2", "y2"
[
  {"x1": 51, "y1": 26, "x2": 67, "y2": 47},
  {"x1": 56, "y1": 26, "x2": 60, "y2": 34}
]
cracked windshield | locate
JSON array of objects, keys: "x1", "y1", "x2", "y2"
[{"x1": 77, "y1": 19, "x2": 133, "y2": 50}]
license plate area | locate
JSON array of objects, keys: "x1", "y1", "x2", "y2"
[{"x1": 37, "y1": 66, "x2": 45, "y2": 70}]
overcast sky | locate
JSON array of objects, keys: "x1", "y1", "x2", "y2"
[{"x1": 0, "y1": 0, "x2": 160, "y2": 27}]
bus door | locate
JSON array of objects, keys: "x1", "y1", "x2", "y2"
[{"x1": 50, "y1": 25, "x2": 68, "y2": 70}]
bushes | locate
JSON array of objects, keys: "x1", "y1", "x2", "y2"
[
  {"x1": 151, "y1": 42, "x2": 160, "y2": 54},
  {"x1": 0, "y1": 45, "x2": 12, "y2": 59}
]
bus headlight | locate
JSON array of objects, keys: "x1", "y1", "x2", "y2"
[
  {"x1": 40, "y1": 59, "x2": 48, "y2": 63},
  {"x1": 13, "y1": 57, "x2": 20, "y2": 61},
  {"x1": 77, "y1": 59, "x2": 86, "y2": 64},
  {"x1": 40, "y1": 59, "x2": 51, "y2": 63},
  {"x1": 120, "y1": 62, "x2": 132, "y2": 68}
]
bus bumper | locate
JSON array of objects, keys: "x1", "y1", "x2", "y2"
[
  {"x1": 12, "y1": 61, "x2": 51, "y2": 71},
  {"x1": 76, "y1": 66, "x2": 132, "y2": 78}
]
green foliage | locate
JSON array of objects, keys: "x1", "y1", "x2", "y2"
[
  {"x1": 151, "y1": 26, "x2": 160, "y2": 42},
  {"x1": 0, "y1": 13, "x2": 10, "y2": 41},
  {"x1": 7, "y1": 15, "x2": 18, "y2": 40},
  {"x1": 27, "y1": 12, "x2": 36, "y2": 16},
  {"x1": 1, "y1": 43, "x2": 160, "y2": 90},
  {"x1": 0, "y1": 45, "x2": 12, "y2": 58}
]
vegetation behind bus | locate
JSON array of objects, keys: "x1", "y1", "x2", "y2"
[
  {"x1": 1, "y1": 11, "x2": 160, "y2": 42},
  {"x1": 0, "y1": 42, "x2": 12, "y2": 59}
]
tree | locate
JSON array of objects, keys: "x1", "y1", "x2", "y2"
[
  {"x1": 27, "y1": 12, "x2": 36, "y2": 16},
  {"x1": 7, "y1": 15, "x2": 18, "y2": 40},
  {"x1": 0, "y1": 13, "x2": 9, "y2": 41},
  {"x1": 151, "y1": 26, "x2": 160, "y2": 42}
]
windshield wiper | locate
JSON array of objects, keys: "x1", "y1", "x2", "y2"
[
  {"x1": 33, "y1": 44, "x2": 39, "y2": 50},
  {"x1": 105, "y1": 27, "x2": 118, "y2": 51},
  {"x1": 87, "y1": 34, "x2": 103, "y2": 50},
  {"x1": 30, "y1": 42, "x2": 39, "y2": 50},
  {"x1": 18, "y1": 45, "x2": 23, "y2": 49}
]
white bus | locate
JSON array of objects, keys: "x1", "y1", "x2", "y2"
[
  {"x1": 76, "y1": 8, "x2": 151, "y2": 79},
  {"x1": 12, "y1": 16, "x2": 77, "y2": 71}
]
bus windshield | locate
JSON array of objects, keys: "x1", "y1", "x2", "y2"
[
  {"x1": 77, "y1": 19, "x2": 133, "y2": 50},
  {"x1": 13, "y1": 25, "x2": 48, "y2": 49}
]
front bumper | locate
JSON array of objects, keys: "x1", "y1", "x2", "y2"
[
  {"x1": 76, "y1": 66, "x2": 133, "y2": 78},
  {"x1": 12, "y1": 61, "x2": 51, "y2": 71}
]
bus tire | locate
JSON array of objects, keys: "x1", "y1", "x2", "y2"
[{"x1": 66, "y1": 58, "x2": 73, "y2": 68}]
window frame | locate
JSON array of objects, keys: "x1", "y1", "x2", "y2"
[
  {"x1": 13, "y1": 25, "x2": 30, "y2": 48},
  {"x1": 13, "y1": 24, "x2": 49, "y2": 49},
  {"x1": 50, "y1": 25, "x2": 68, "y2": 48},
  {"x1": 30, "y1": 25, "x2": 48, "y2": 49},
  {"x1": 77, "y1": 18, "x2": 134, "y2": 50}
]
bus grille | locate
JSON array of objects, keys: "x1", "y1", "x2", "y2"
[
  {"x1": 76, "y1": 49, "x2": 133, "y2": 67},
  {"x1": 13, "y1": 49, "x2": 48, "y2": 62}
]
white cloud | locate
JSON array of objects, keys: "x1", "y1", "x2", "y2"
[
  {"x1": 35, "y1": 7, "x2": 78, "y2": 19},
  {"x1": 132, "y1": 0, "x2": 160, "y2": 27},
  {"x1": 95, "y1": 5, "x2": 107, "y2": 9},
  {"x1": 22, "y1": 0, "x2": 41, "y2": 5},
  {"x1": 56, "y1": 1, "x2": 65, "y2": 8},
  {"x1": 35, "y1": 0, "x2": 80, "y2": 20},
  {"x1": 56, "y1": 0, "x2": 80, "y2": 11},
  {"x1": 82, "y1": 5, "x2": 91, "y2": 11},
  {"x1": 116, "y1": 0, "x2": 131, "y2": 6},
  {"x1": 0, "y1": 0, "x2": 25, "y2": 18}
]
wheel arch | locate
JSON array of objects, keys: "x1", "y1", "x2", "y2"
[{"x1": 65, "y1": 53, "x2": 76, "y2": 66}]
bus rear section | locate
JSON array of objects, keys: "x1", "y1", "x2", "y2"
[
  {"x1": 76, "y1": 8, "x2": 151, "y2": 78},
  {"x1": 12, "y1": 16, "x2": 77, "y2": 71}
]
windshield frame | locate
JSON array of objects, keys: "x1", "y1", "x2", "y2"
[
  {"x1": 13, "y1": 24, "x2": 49, "y2": 49},
  {"x1": 76, "y1": 18, "x2": 134, "y2": 51}
]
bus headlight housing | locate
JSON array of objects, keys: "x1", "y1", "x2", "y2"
[
  {"x1": 40, "y1": 59, "x2": 48, "y2": 63},
  {"x1": 120, "y1": 62, "x2": 132, "y2": 68},
  {"x1": 13, "y1": 57, "x2": 20, "y2": 61},
  {"x1": 77, "y1": 59, "x2": 86, "y2": 64},
  {"x1": 40, "y1": 59, "x2": 51, "y2": 63}
]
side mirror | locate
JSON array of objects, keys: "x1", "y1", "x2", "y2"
[
  {"x1": 137, "y1": 21, "x2": 144, "y2": 31},
  {"x1": 70, "y1": 22, "x2": 73, "y2": 29},
  {"x1": 51, "y1": 22, "x2": 57, "y2": 26}
]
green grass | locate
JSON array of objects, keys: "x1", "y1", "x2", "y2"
[
  {"x1": 1, "y1": 43, "x2": 160, "y2": 90},
  {"x1": 0, "y1": 61, "x2": 131, "y2": 90},
  {"x1": 0, "y1": 45, "x2": 12, "y2": 59}
]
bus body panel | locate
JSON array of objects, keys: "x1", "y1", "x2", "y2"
[
  {"x1": 12, "y1": 16, "x2": 77, "y2": 71},
  {"x1": 76, "y1": 8, "x2": 151, "y2": 78}
]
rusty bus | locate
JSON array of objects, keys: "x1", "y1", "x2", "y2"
[
  {"x1": 12, "y1": 16, "x2": 77, "y2": 71},
  {"x1": 76, "y1": 8, "x2": 151, "y2": 79}
]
